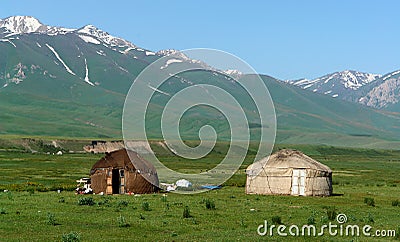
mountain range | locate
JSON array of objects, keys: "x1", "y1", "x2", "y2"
[
  {"x1": 0, "y1": 16, "x2": 399, "y2": 149},
  {"x1": 284, "y1": 69, "x2": 400, "y2": 111}
]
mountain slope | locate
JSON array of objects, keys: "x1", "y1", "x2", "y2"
[
  {"x1": 0, "y1": 16, "x2": 400, "y2": 149},
  {"x1": 359, "y1": 70, "x2": 400, "y2": 111}
]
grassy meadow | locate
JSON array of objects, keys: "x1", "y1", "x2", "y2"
[{"x1": 0, "y1": 144, "x2": 399, "y2": 241}]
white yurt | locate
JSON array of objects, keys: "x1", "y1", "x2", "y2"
[{"x1": 246, "y1": 149, "x2": 332, "y2": 196}]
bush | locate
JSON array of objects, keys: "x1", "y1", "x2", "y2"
[
  {"x1": 78, "y1": 197, "x2": 95, "y2": 206},
  {"x1": 307, "y1": 215, "x2": 316, "y2": 225},
  {"x1": 205, "y1": 199, "x2": 216, "y2": 210},
  {"x1": 307, "y1": 210, "x2": 317, "y2": 225},
  {"x1": 391, "y1": 200, "x2": 399, "y2": 207},
  {"x1": 161, "y1": 195, "x2": 167, "y2": 203},
  {"x1": 183, "y1": 206, "x2": 192, "y2": 218},
  {"x1": 47, "y1": 212, "x2": 57, "y2": 226},
  {"x1": 59, "y1": 197, "x2": 65, "y2": 203},
  {"x1": 323, "y1": 206, "x2": 337, "y2": 221},
  {"x1": 364, "y1": 197, "x2": 375, "y2": 207},
  {"x1": 271, "y1": 216, "x2": 283, "y2": 225},
  {"x1": 97, "y1": 197, "x2": 111, "y2": 207},
  {"x1": 141, "y1": 202, "x2": 151, "y2": 211},
  {"x1": 117, "y1": 200, "x2": 129, "y2": 208},
  {"x1": 27, "y1": 187, "x2": 35, "y2": 195},
  {"x1": 364, "y1": 213, "x2": 374, "y2": 223},
  {"x1": 117, "y1": 215, "x2": 130, "y2": 227},
  {"x1": 62, "y1": 231, "x2": 80, "y2": 242},
  {"x1": 0, "y1": 208, "x2": 6, "y2": 215}
]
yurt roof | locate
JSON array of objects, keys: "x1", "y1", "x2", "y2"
[
  {"x1": 247, "y1": 149, "x2": 332, "y2": 172},
  {"x1": 90, "y1": 149, "x2": 158, "y2": 176}
]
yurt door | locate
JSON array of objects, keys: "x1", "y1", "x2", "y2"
[{"x1": 291, "y1": 169, "x2": 306, "y2": 196}]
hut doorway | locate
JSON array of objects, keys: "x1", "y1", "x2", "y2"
[
  {"x1": 291, "y1": 169, "x2": 306, "y2": 196},
  {"x1": 112, "y1": 169, "x2": 125, "y2": 194}
]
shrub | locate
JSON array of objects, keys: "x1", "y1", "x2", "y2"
[
  {"x1": 141, "y1": 202, "x2": 151, "y2": 211},
  {"x1": 323, "y1": 206, "x2": 337, "y2": 221},
  {"x1": 0, "y1": 208, "x2": 6, "y2": 215},
  {"x1": 205, "y1": 199, "x2": 216, "y2": 210},
  {"x1": 240, "y1": 218, "x2": 247, "y2": 228},
  {"x1": 307, "y1": 215, "x2": 316, "y2": 225},
  {"x1": 78, "y1": 197, "x2": 95, "y2": 206},
  {"x1": 307, "y1": 210, "x2": 317, "y2": 225},
  {"x1": 117, "y1": 215, "x2": 130, "y2": 227},
  {"x1": 97, "y1": 197, "x2": 111, "y2": 207},
  {"x1": 7, "y1": 192, "x2": 13, "y2": 201},
  {"x1": 364, "y1": 197, "x2": 375, "y2": 207},
  {"x1": 183, "y1": 206, "x2": 192, "y2": 218},
  {"x1": 47, "y1": 212, "x2": 57, "y2": 226},
  {"x1": 271, "y1": 216, "x2": 283, "y2": 225},
  {"x1": 391, "y1": 200, "x2": 399, "y2": 207},
  {"x1": 58, "y1": 197, "x2": 65, "y2": 203},
  {"x1": 62, "y1": 231, "x2": 80, "y2": 242},
  {"x1": 161, "y1": 195, "x2": 167, "y2": 203},
  {"x1": 27, "y1": 187, "x2": 35, "y2": 195},
  {"x1": 364, "y1": 213, "x2": 374, "y2": 223},
  {"x1": 117, "y1": 200, "x2": 129, "y2": 208}
]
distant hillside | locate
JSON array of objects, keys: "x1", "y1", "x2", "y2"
[{"x1": 0, "y1": 16, "x2": 400, "y2": 149}]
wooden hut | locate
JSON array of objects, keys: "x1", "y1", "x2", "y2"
[{"x1": 90, "y1": 149, "x2": 159, "y2": 194}]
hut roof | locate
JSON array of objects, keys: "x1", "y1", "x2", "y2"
[
  {"x1": 247, "y1": 149, "x2": 332, "y2": 174},
  {"x1": 90, "y1": 149, "x2": 158, "y2": 184}
]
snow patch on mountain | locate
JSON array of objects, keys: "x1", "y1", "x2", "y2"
[
  {"x1": 148, "y1": 84, "x2": 170, "y2": 96},
  {"x1": 77, "y1": 25, "x2": 135, "y2": 48},
  {"x1": 145, "y1": 51, "x2": 155, "y2": 56},
  {"x1": 96, "y1": 50, "x2": 106, "y2": 56},
  {"x1": 0, "y1": 39, "x2": 16, "y2": 47},
  {"x1": 84, "y1": 58, "x2": 94, "y2": 86},
  {"x1": 382, "y1": 70, "x2": 400, "y2": 81},
  {"x1": 45, "y1": 44, "x2": 76, "y2": 76},
  {"x1": 78, "y1": 35, "x2": 100, "y2": 45},
  {"x1": 123, "y1": 47, "x2": 135, "y2": 54},
  {"x1": 224, "y1": 69, "x2": 243, "y2": 77},
  {"x1": 160, "y1": 59, "x2": 183, "y2": 69}
]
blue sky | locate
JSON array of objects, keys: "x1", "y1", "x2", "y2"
[{"x1": 1, "y1": 0, "x2": 399, "y2": 79}]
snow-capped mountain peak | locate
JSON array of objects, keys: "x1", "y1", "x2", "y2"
[
  {"x1": 285, "y1": 70, "x2": 381, "y2": 94},
  {"x1": 331, "y1": 70, "x2": 381, "y2": 89},
  {"x1": 0, "y1": 16, "x2": 135, "y2": 48},
  {"x1": 0, "y1": 15, "x2": 75, "y2": 36},
  {"x1": 156, "y1": 49, "x2": 191, "y2": 60},
  {"x1": 224, "y1": 69, "x2": 243, "y2": 77},
  {"x1": 0, "y1": 16, "x2": 45, "y2": 33},
  {"x1": 288, "y1": 70, "x2": 381, "y2": 91},
  {"x1": 77, "y1": 24, "x2": 135, "y2": 48}
]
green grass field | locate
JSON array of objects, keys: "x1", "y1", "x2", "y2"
[{"x1": 0, "y1": 146, "x2": 399, "y2": 241}]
